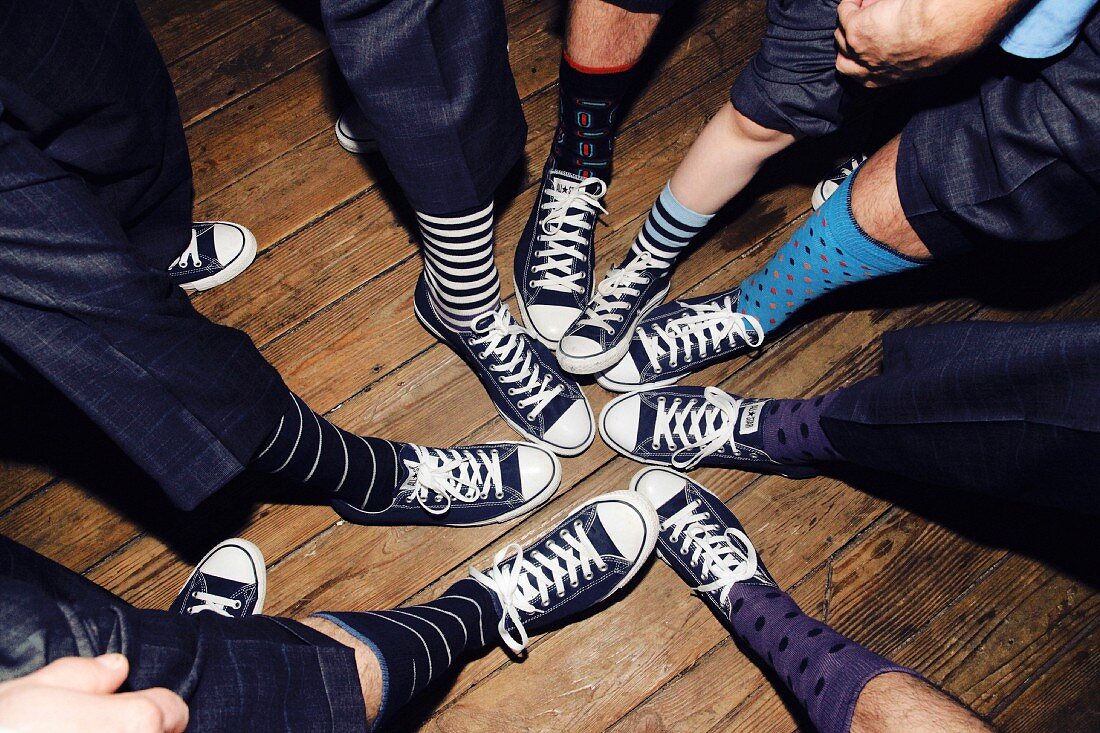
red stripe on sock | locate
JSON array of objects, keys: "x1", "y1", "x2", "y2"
[{"x1": 563, "y1": 51, "x2": 638, "y2": 75}]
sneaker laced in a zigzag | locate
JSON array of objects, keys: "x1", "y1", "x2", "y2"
[
  {"x1": 653, "y1": 387, "x2": 748, "y2": 469},
  {"x1": 470, "y1": 307, "x2": 564, "y2": 421},
  {"x1": 187, "y1": 589, "x2": 242, "y2": 616},
  {"x1": 577, "y1": 251, "x2": 662, "y2": 334},
  {"x1": 169, "y1": 230, "x2": 203, "y2": 270},
  {"x1": 531, "y1": 175, "x2": 607, "y2": 294},
  {"x1": 470, "y1": 519, "x2": 607, "y2": 653},
  {"x1": 639, "y1": 296, "x2": 763, "y2": 371},
  {"x1": 403, "y1": 445, "x2": 505, "y2": 515},
  {"x1": 662, "y1": 500, "x2": 759, "y2": 605}
]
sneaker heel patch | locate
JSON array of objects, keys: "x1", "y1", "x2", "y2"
[{"x1": 739, "y1": 402, "x2": 763, "y2": 435}]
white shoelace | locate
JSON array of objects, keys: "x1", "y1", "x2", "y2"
[
  {"x1": 169, "y1": 230, "x2": 202, "y2": 270},
  {"x1": 187, "y1": 589, "x2": 242, "y2": 616},
  {"x1": 470, "y1": 519, "x2": 607, "y2": 653},
  {"x1": 662, "y1": 500, "x2": 758, "y2": 605},
  {"x1": 531, "y1": 176, "x2": 607, "y2": 294},
  {"x1": 576, "y1": 252, "x2": 662, "y2": 334},
  {"x1": 470, "y1": 307, "x2": 564, "y2": 421},
  {"x1": 653, "y1": 387, "x2": 747, "y2": 469},
  {"x1": 639, "y1": 296, "x2": 763, "y2": 371},
  {"x1": 403, "y1": 445, "x2": 504, "y2": 515}
]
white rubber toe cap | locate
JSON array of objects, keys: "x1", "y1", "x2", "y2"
[
  {"x1": 592, "y1": 491, "x2": 659, "y2": 564},
  {"x1": 516, "y1": 444, "x2": 562, "y2": 499},
  {"x1": 198, "y1": 540, "x2": 264, "y2": 585},
  {"x1": 630, "y1": 467, "x2": 689, "y2": 513},
  {"x1": 599, "y1": 393, "x2": 642, "y2": 454},
  {"x1": 542, "y1": 399, "x2": 595, "y2": 455},
  {"x1": 209, "y1": 222, "x2": 248, "y2": 265},
  {"x1": 558, "y1": 334, "x2": 603, "y2": 360},
  {"x1": 527, "y1": 304, "x2": 582, "y2": 346},
  {"x1": 600, "y1": 353, "x2": 641, "y2": 389}
]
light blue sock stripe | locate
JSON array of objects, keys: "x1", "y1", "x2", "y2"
[{"x1": 659, "y1": 182, "x2": 713, "y2": 230}]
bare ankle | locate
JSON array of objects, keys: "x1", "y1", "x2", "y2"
[{"x1": 301, "y1": 616, "x2": 384, "y2": 725}]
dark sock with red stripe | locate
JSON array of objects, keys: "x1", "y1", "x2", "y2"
[{"x1": 551, "y1": 53, "x2": 640, "y2": 180}]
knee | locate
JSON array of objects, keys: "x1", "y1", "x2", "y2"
[{"x1": 724, "y1": 102, "x2": 793, "y2": 146}]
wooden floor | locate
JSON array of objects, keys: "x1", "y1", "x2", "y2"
[{"x1": 2, "y1": 0, "x2": 1099, "y2": 730}]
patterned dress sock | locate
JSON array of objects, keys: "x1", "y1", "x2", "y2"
[
  {"x1": 252, "y1": 392, "x2": 402, "y2": 510},
  {"x1": 552, "y1": 53, "x2": 640, "y2": 179},
  {"x1": 317, "y1": 577, "x2": 499, "y2": 729},
  {"x1": 759, "y1": 391, "x2": 843, "y2": 465},
  {"x1": 725, "y1": 583, "x2": 919, "y2": 733},
  {"x1": 738, "y1": 173, "x2": 925, "y2": 334}
]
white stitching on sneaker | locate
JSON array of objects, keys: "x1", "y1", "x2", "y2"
[
  {"x1": 470, "y1": 307, "x2": 564, "y2": 420},
  {"x1": 531, "y1": 175, "x2": 607, "y2": 294},
  {"x1": 469, "y1": 521, "x2": 608, "y2": 654},
  {"x1": 639, "y1": 296, "x2": 763, "y2": 371}
]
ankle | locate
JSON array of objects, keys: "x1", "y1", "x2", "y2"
[
  {"x1": 760, "y1": 393, "x2": 843, "y2": 464},
  {"x1": 301, "y1": 616, "x2": 384, "y2": 725}
]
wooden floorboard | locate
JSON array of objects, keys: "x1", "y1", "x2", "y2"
[{"x1": 1, "y1": 0, "x2": 1097, "y2": 730}]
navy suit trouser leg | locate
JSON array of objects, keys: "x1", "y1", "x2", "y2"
[
  {"x1": 821, "y1": 320, "x2": 1100, "y2": 513},
  {"x1": 321, "y1": 0, "x2": 527, "y2": 215},
  {"x1": 0, "y1": 535, "x2": 367, "y2": 732},
  {"x1": 0, "y1": 0, "x2": 290, "y2": 509}
]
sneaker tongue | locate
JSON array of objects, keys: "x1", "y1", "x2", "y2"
[{"x1": 550, "y1": 170, "x2": 585, "y2": 190}]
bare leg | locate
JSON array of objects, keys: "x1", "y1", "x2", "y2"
[
  {"x1": 849, "y1": 135, "x2": 932, "y2": 259},
  {"x1": 853, "y1": 672, "x2": 994, "y2": 733},
  {"x1": 668, "y1": 101, "x2": 797, "y2": 214},
  {"x1": 301, "y1": 617, "x2": 384, "y2": 726},
  {"x1": 565, "y1": 0, "x2": 661, "y2": 68}
]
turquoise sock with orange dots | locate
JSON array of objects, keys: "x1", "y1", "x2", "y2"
[{"x1": 737, "y1": 173, "x2": 926, "y2": 334}]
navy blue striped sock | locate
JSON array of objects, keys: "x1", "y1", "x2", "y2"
[
  {"x1": 417, "y1": 201, "x2": 501, "y2": 330},
  {"x1": 318, "y1": 577, "x2": 499, "y2": 728},
  {"x1": 251, "y1": 392, "x2": 402, "y2": 510}
]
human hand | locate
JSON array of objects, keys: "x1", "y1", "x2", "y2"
[
  {"x1": 0, "y1": 655, "x2": 188, "y2": 733},
  {"x1": 834, "y1": 0, "x2": 1021, "y2": 87}
]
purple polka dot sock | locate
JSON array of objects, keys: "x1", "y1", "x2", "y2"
[
  {"x1": 737, "y1": 172, "x2": 925, "y2": 335},
  {"x1": 725, "y1": 582, "x2": 918, "y2": 733},
  {"x1": 760, "y1": 391, "x2": 844, "y2": 465}
]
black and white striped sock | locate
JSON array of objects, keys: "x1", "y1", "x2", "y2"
[
  {"x1": 628, "y1": 182, "x2": 713, "y2": 267},
  {"x1": 251, "y1": 392, "x2": 402, "y2": 511},
  {"x1": 417, "y1": 201, "x2": 501, "y2": 330},
  {"x1": 318, "y1": 577, "x2": 499, "y2": 727}
]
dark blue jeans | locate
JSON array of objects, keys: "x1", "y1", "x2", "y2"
[
  {"x1": 822, "y1": 320, "x2": 1100, "y2": 514},
  {"x1": 0, "y1": 534, "x2": 367, "y2": 732},
  {"x1": 0, "y1": 0, "x2": 290, "y2": 509}
]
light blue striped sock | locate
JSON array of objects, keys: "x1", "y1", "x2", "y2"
[{"x1": 629, "y1": 182, "x2": 714, "y2": 267}]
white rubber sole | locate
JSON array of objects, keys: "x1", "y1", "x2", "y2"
[
  {"x1": 557, "y1": 285, "x2": 671, "y2": 375},
  {"x1": 180, "y1": 224, "x2": 258, "y2": 293},
  {"x1": 335, "y1": 123, "x2": 379, "y2": 154},
  {"x1": 333, "y1": 441, "x2": 562, "y2": 527},
  {"x1": 595, "y1": 369, "x2": 682, "y2": 393},
  {"x1": 414, "y1": 299, "x2": 596, "y2": 457},
  {"x1": 186, "y1": 538, "x2": 267, "y2": 615},
  {"x1": 810, "y1": 182, "x2": 827, "y2": 211}
]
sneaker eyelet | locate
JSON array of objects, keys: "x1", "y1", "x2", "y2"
[
  {"x1": 526, "y1": 414, "x2": 536, "y2": 422},
  {"x1": 583, "y1": 572, "x2": 594, "y2": 581}
]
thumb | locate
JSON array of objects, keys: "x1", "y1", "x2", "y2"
[{"x1": 20, "y1": 654, "x2": 130, "y2": 695}]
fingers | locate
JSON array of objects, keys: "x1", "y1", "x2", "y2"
[
  {"x1": 836, "y1": 0, "x2": 862, "y2": 31},
  {"x1": 17, "y1": 654, "x2": 129, "y2": 695},
  {"x1": 835, "y1": 52, "x2": 869, "y2": 80},
  {"x1": 115, "y1": 688, "x2": 190, "y2": 733}
]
